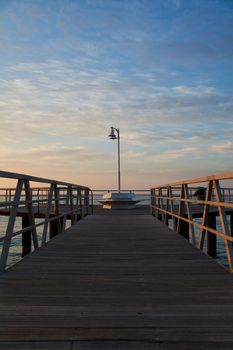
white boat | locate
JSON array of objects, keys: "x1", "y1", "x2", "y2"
[{"x1": 99, "y1": 192, "x2": 140, "y2": 209}]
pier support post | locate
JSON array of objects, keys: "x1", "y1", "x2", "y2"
[
  {"x1": 60, "y1": 217, "x2": 64, "y2": 232},
  {"x1": 22, "y1": 216, "x2": 31, "y2": 257},
  {"x1": 157, "y1": 210, "x2": 162, "y2": 221},
  {"x1": 174, "y1": 217, "x2": 178, "y2": 232},
  {"x1": 84, "y1": 189, "x2": 89, "y2": 216},
  {"x1": 76, "y1": 214, "x2": 81, "y2": 222},
  {"x1": 50, "y1": 217, "x2": 63, "y2": 238},
  {"x1": 230, "y1": 213, "x2": 233, "y2": 247},
  {"x1": 207, "y1": 214, "x2": 217, "y2": 259},
  {"x1": 179, "y1": 217, "x2": 189, "y2": 240},
  {"x1": 49, "y1": 220, "x2": 58, "y2": 239}
]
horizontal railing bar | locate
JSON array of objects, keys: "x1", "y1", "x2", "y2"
[
  {"x1": 151, "y1": 196, "x2": 233, "y2": 209},
  {"x1": 151, "y1": 171, "x2": 233, "y2": 188},
  {"x1": 0, "y1": 170, "x2": 90, "y2": 189},
  {"x1": 0, "y1": 195, "x2": 84, "y2": 207},
  {"x1": 2, "y1": 186, "x2": 233, "y2": 191},
  {"x1": 151, "y1": 205, "x2": 233, "y2": 243},
  {"x1": 0, "y1": 207, "x2": 85, "y2": 242}
]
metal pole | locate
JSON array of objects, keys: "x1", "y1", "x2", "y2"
[
  {"x1": 109, "y1": 126, "x2": 121, "y2": 193},
  {"x1": 117, "y1": 129, "x2": 121, "y2": 193}
]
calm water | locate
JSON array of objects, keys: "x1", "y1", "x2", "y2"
[{"x1": 0, "y1": 193, "x2": 231, "y2": 270}]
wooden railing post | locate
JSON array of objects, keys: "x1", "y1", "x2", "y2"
[
  {"x1": 164, "y1": 187, "x2": 169, "y2": 225},
  {"x1": 78, "y1": 188, "x2": 83, "y2": 218},
  {"x1": 157, "y1": 188, "x2": 162, "y2": 221},
  {"x1": 42, "y1": 184, "x2": 54, "y2": 244},
  {"x1": 207, "y1": 213, "x2": 217, "y2": 259},
  {"x1": 150, "y1": 188, "x2": 155, "y2": 216},
  {"x1": 231, "y1": 213, "x2": 233, "y2": 247},
  {"x1": 54, "y1": 184, "x2": 62, "y2": 235},
  {"x1": 0, "y1": 179, "x2": 24, "y2": 272},
  {"x1": 84, "y1": 188, "x2": 89, "y2": 216},
  {"x1": 179, "y1": 216, "x2": 189, "y2": 240},
  {"x1": 24, "y1": 180, "x2": 39, "y2": 250},
  {"x1": 49, "y1": 219, "x2": 58, "y2": 239},
  {"x1": 176, "y1": 185, "x2": 186, "y2": 237},
  {"x1": 22, "y1": 216, "x2": 31, "y2": 257},
  {"x1": 199, "y1": 181, "x2": 213, "y2": 250},
  {"x1": 90, "y1": 189, "x2": 94, "y2": 215},
  {"x1": 214, "y1": 180, "x2": 233, "y2": 272}
]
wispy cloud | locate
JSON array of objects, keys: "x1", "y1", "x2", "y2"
[
  {"x1": 211, "y1": 141, "x2": 233, "y2": 153},
  {"x1": 1, "y1": 61, "x2": 232, "y2": 139},
  {"x1": 122, "y1": 150, "x2": 146, "y2": 160},
  {"x1": 148, "y1": 147, "x2": 199, "y2": 163}
]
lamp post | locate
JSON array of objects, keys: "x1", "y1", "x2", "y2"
[{"x1": 108, "y1": 126, "x2": 121, "y2": 193}]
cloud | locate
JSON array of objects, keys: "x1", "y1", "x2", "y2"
[
  {"x1": 173, "y1": 85, "x2": 218, "y2": 96},
  {"x1": 1, "y1": 59, "x2": 232, "y2": 142},
  {"x1": 211, "y1": 141, "x2": 233, "y2": 153},
  {"x1": 148, "y1": 147, "x2": 199, "y2": 163},
  {"x1": 1, "y1": 60, "x2": 232, "y2": 155},
  {"x1": 122, "y1": 150, "x2": 146, "y2": 160},
  {"x1": 122, "y1": 129, "x2": 188, "y2": 146},
  {"x1": 0, "y1": 142, "x2": 112, "y2": 164}
]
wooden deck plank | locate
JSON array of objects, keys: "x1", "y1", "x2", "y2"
[{"x1": 0, "y1": 210, "x2": 233, "y2": 348}]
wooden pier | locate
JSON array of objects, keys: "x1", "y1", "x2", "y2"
[{"x1": 1, "y1": 208, "x2": 233, "y2": 349}]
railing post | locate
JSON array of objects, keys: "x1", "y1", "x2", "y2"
[
  {"x1": 199, "y1": 181, "x2": 213, "y2": 250},
  {"x1": 49, "y1": 219, "x2": 58, "y2": 239},
  {"x1": 0, "y1": 179, "x2": 24, "y2": 272},
  {"x1": 42, "y1": 184, "x2": 54, "y2": 244},
  {"x1": 214, "y1": 180, "x2": 233, "y2": 272},
  {"x1": 150, "y1": 188, "x2": 154, "y2": 216},
  {"x1": 207, "y1": 213, "x2": 217, "y2": 259},
  {"x1": 157, "y1": 188, "x2": 162, "y2": 221},
  {"x1": 179, "y1": 217, "x2": 189, "y2": 240},
  {"x1": 84, "y1": 188, "x2": 89, "y2": 216},
  {"x1": 176, "y1": 185, "x2": 186, "y2": 235},
  {"x1": 69, "y1": 186, "x2": 75, "y2": 225},
  {"x1": 164, "y1": 187, "x2": 169, "y2": 225},
  {"x1": 75, "y1": 187, "x2": 81, "y2": 221},
  {"x1": 22, "y1": 216, "x2": 31, "y2": 257},
  {"x1": 24, "y1": 180, "x2": 39, "y2": 250},
  {"x1": 54, "y1": 184, "x2": 62, "y2": 235},
  {"x1": 168, "y1": 186, "x2": 176, "y2": 231},
  {"x1": 78, "y1": 188, "x2": 83, "y2": 218},
  {"x1": 90, "y1": 189, "x2": 94, "y2": 215},
  {"x1": 230, "y1": 213, "x2": 233, "y2": 247}
]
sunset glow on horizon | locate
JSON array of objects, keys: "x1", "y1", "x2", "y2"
[{"x1": 0, "y1": 0, "x2": 232, "y2": 189}]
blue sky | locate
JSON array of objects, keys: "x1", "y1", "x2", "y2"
[{"x1": 0, "y1": 0, "x2": 232, "y2": 188}]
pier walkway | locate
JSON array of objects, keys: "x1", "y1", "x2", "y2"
[{"x1": 1, "y1": 208, "x2": 233, "y2": 349}]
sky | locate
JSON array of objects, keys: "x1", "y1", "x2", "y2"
[{"x1": 0, "y1": 0, "x2": 233, "y2": 189}]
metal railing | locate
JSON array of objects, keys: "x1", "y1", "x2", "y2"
[
  {"x1": 150, "y1": 172, "x2": 233, "y2": 272},
  {"x1": 0, "y1": 170, "x2": 93, "y2": 272}
]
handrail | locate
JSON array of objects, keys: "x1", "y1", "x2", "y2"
[
  {"x1": 0, "y1": 171, "x2": 92, "y2": 272},
  {"x1": 150, "y1": 172, "x2": 233, "y2": 272},
  {"x1": 151, "y1": 171, "x2": 233, "y2": 187},
  {"x1": 0, "y1": 170, "x2": 89, "y2": 188}
]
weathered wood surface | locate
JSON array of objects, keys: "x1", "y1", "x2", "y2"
[{"x1": 0, "y1": 208, "x2": 233, "y2": 349}]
